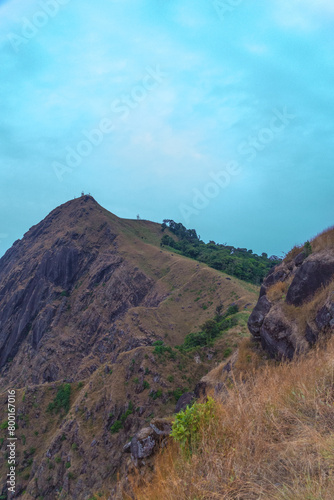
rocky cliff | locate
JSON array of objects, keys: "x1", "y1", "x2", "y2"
[{"x1": 248, "y1": 228, "x2": 334, "y2": 359}]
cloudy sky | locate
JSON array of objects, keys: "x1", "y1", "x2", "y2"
[{"x1": 0, "y1": 0, "x2": 333, "y2": 257}]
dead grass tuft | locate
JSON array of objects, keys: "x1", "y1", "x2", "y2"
[
  {"x1": 311, "y1": 225, "x2": 334, "y2": 253},
  {"x1": 267, "y1": 281, "x2": 289, "y2": 302},
  {"x1": 284, "y1": 245, "x2": 303, "y2": 263}
]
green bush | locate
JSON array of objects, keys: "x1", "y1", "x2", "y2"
[
  {"x1": 110, "y1": 420, "x2": 122, "y2": 434},
  {"x1": 47, "y1": 384, "x2": 71, "y2": 414},
  {"x1": 171, "y1": 397, "x2": 216, "y2": 453},
  {"x1": 143, "y1": 380, "x2": 150, "y2": 390}
]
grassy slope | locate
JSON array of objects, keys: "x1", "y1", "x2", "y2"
[
  {"x1": 130, "y1": 225, "x2": 334, "y2": 500},
  {"x1": 131, "y1": 337, "x2": 334, "y2": 500}
]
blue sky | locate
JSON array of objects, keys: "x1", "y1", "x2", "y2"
[{"x1": 0, "y1": 0, "x2": 333, "y2": 257}]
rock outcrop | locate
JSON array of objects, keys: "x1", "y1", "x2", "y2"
[{"x1": 248, "y1": 245, "x2": 334, "y2": 359}]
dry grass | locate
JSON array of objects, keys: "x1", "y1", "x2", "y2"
[
  {"x1": 311, "y1": 225, "x2": 334, "y2": 253},
  {"x1": 284, "y1": 245, "x2": 303, "y2": 263},
  {"x1": 128, "y1": 338, "x2": 334, "y2": 500},
  {"x1": 267, "y1": 281, "x2": 289, "y2": 302},
  {"x1": 284, "y1": 226, "x2": 334, "y2": 263}
]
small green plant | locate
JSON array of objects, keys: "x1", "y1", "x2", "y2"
[
  {"x1": 110, "y1": 401, "x2": 134, "y2": 434},
  {"x1": 304, "y1": 241, "x2": 312, "y2": 256},
  {"x1": 55, "y1": 456, "x2": 61, "y2": 464},
  {"x1": 71, "y1": 443, "x2": 78, "y2": 450},
  {"x1": 168, "y1": 375, "x2": 174, "y2": 383},
  {"x1": 149, "y1": 389, "x2": 163, "y2": 400},
  {"x1": 65, "y1": 462, "x2": 71, "y2": 469},
  {"x1": 143, "y1": 380, "x2": 150, "y2": 390},
  {"x1": 77, "y1": 382, "x2": 83, "y2": 389},
  {"x1": 223, "y1": 347, "x2": 232, "y2": 358},
  {"x1": 133, "y1": 377, "x2": 139, "y2": 384},
  {"x1": 60, "y1": 290, "x2": 69, "y2": 297},
  {"x1": 172, "y1": 388, "x2": 184, "y2": 403},
  {"x1": 171, "y1": 397, "x2": 216, "y2": 453}
]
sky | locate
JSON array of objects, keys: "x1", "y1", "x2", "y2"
[{"x1": 0, "y1": 0, "x2": 333, "y2": 258}]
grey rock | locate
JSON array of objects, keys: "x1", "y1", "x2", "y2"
[
  {"x1": 286, "y1": 257, "x2": 334, "y2": 306},
  {"x1": 248, "y1": 296, "x2": 272, "y2": 339}
]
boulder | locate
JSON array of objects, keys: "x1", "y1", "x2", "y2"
[
  {"x1": 286, "y1": 257, "x2": 334, "y2": 306},
  {"x1": 174, "y1": 392, "x2": 195, "y2": 413},
  {"x1": 150, "y1": 418, "x2": 172, "y2": 436},
  {"x1": 315, "y1": 300, "x2": 334, "y2": 331},
  {"x1": 248, "y1": 296, "x2": 272, "y2": 339},
  {"x1": 260, "y1": 309, "x2": 295, "y2": 360},
  {"x1": 130, "y1": 427, "x2": 157, "y2": 460}
]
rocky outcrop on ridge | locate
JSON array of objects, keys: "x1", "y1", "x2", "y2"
[{"x1": 248, "y1": 244, "x2": 334, "y2": 359}]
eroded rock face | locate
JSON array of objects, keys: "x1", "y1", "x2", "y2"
[
  {"x1": 247, "y1": 296, "x2": 272, "y2": 340},
  {"x1": 248, "y1": 250, "x2": 334, "y2": 359},
  {"x1": 286, "y1": 256, "x2": 334, "y2": 306},
  {"x1": 0, "y1": 196, "x2": 154, "y2": 384}
]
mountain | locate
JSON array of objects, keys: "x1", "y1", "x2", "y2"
[{"x1": 0, "y1": 195, "x2": 259, "y2": 498}]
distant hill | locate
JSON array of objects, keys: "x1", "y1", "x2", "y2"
[{"x1": 160, "y1": 219, "x2": 281, "y2": 285}]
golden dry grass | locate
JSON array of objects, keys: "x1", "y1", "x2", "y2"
[
  {"x1": 267, "y1": 281, "x2": 289, "y2": 302},
  {"x1": 128, "y1": 338, "x2": 334, "y2": 500},
  {"x1": 284, "y1": 226, "x2": 334, "y2": 263},
  {"x1": 311, "y1": 225, "x2": 334, "y2": 253}
]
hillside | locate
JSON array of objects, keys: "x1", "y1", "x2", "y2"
[
  {"x1": 131, "y1": 226, "x2": 334, "y2": 500},
  {"x1": 0, "y1": 195, "x2": 259, "y2": 499}
]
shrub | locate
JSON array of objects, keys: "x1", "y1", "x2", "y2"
[
  {"x1": 47, "y1": 384, "x2": 71, "y2": 414},
  {"x1": 304, "y1": 240, "x2": 312, "y2": 256},
  {"x1": 171, "y1": 397, "x2": 216, "y2": 453},
  {"x1": 110, "y1": 421, "x2": 122, "y2": 434},
  {"x1": 143, "y1": 380, "x2": 150, "y2": 390}
]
